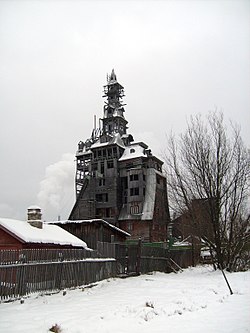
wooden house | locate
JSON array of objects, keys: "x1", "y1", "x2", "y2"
[
  {"x1": 46, "y1": 219, "x2": 130, "y2": 250},
  {"x1": 0, "y1": 207, "x2": 87, "y2": 250}
]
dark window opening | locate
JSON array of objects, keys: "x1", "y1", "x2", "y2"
[
  {"x1": 130, "y1": 174, "x2": 139, "y2": 181},
  {"x1": 101, "y1": 162, "x2": 105, "y2": 174},
  {"x1": 96, "y1": 193, "x2": 108, "y2": 202},
  {"x1": 99, "y1": 179, "x2": 106, "y2": 186},
  {"x1": 121, "y1": 176, "x2": 128, "y2": 190},
  {"x1": 127, "y1": 222, "x2": 133, "y2": 231},
  {"x1": 130, "y1": 187, "x2": 139, "y2": 196},
  {"x1": 107, "y1": 160, "x2": 114, "y2": 168}
]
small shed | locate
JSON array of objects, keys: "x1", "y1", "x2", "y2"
[
  {"x1": 0, "y1": 217, "x2": 88, "y2": 250},
  {"x1": 46, "y1": 219, "x2": 130, "y2": 250}
]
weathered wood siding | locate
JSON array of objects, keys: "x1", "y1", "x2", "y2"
[
  {"x1": 0, "y1": 248, "x2": 116, "y2": 301},
  {"x1": 60, "y1": 222, "x2": 126, "y2": 250}
]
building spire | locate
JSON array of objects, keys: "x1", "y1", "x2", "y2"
[
  {"x1": 107, "y1": 69, "x2": 117, "y2": 84},
  {"x1": 102, "y1": 70, "x2": 127, "y2": 136}
]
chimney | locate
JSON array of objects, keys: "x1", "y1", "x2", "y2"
[{"x1": 27, "y1": 206, "x2": 43, "y2": 229}]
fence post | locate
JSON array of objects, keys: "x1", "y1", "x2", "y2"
[{"x1": 136, "y1": 238, "x2": 142, "y2": 275}]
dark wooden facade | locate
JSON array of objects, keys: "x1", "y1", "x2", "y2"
[
  {"x1": 69, "y1": 70, "x2": 171, "y2": 242},
  {"x1": 48, "y1": 220, "x2": 130, "y2": 250}
]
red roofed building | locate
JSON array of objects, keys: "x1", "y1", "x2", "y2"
[{"x1": 0, "y1": 207, "x2": 88, "y2": 250}]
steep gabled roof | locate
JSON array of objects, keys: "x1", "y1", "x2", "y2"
[
  {"x1": 119, "y1": 143, "x2": 147, "y2": 161},
  {"x1": 0, "y1": 218, "x2": 88, "y2": 248}
]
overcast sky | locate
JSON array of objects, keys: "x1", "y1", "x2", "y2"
[{"x1": 0, "y1": 0, "x2": 249, "y2": 221}]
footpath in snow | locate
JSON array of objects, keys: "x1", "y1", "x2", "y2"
[{"x1": 0, "y1": 265, "x2": 249, "y2": 333}]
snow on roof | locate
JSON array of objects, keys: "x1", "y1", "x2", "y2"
[
  {"x1": 110, "y1": 133, "x2": 125, "y2": 147},
  {"x1": 119, "y1": 143, "x2": 146, "y2": 161},
  {"x1": 0, "y1": 218, "x2": 88, "y2": 248},
  {"x1": 46, "y1": 219, "x2": 131, "y2": 237},
  {"x1": 27, "y1": 205, "x2": 41, "y2": 210},
  {"x1": 91, "y1": 133, "x2": 125, "y2": 149},
  {"x1": 76, "y1": 149, "x2": 92, "y2": 157}
]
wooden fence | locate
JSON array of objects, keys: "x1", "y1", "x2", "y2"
[
  {"x1": 0, "y1": 244, "x2": 198, "y2": 301},
  {"x1": 0, "y1": 248, "x2": 100, "y2": 265},
  {"x1": 0, "y1": 249, "x2": 116, "y2": 301},
  {"x1": 97, "y1": 241, "x2": 198, "y2": 275}
]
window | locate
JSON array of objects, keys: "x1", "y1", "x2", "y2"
[
  {"x1": 127, "y1": 222, "x2": 133, "y2": 231},
  {"x1": 99, "y1": 179, "x2": 106, "y2": 186},
  {"x1": 96, "y1": 193, "x2": 108, "y2": 202},
  {"x1": 101, "y1": 162, "x2": 104, "y2": 174},
  {"x1": 105, "y1": 208, "x2": 111, "y2": 217},
  {"x1": 130, "y1": 148, "x2": 135, "y2": 153},
  {"x1": 130, "y1": 204, "x2": 139, "y2": 215},
  {"x1": 130, "y1": 187, "x2": 139, "y2": 196},
  {"x1": 121, "y1": 177, "x2": 128, "y2": 189},
  {"x1": 107, "y1": 160, "x2": 114, "y2": 168},
  {"x1": 130, "y1": 174, "x2": 139, "y2": 181}
]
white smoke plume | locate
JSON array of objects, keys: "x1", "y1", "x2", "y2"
[{"x1": 37, "y1": 153, "x2": 75, "y2": 221}]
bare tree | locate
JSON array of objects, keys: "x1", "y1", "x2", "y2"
[{"x1": 164, "y1": 112, "x2": 250, "y2": 271}]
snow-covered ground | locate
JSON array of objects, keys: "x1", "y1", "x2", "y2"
[{"x1": 0, "y1": 266, "x2": 249, "y2": 333}]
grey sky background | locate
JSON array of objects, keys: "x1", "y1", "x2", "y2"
[{"x1": 0, "y1": 0, "x2": 249, "y2": 221}]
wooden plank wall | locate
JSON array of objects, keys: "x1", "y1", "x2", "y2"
[{"x1": 0, "y1": 259, "x2": 116, "y2": 301}]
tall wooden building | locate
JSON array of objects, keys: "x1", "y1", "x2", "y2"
[{"x1": 69, "y1": 70, "x2": 170, "y2": 242}]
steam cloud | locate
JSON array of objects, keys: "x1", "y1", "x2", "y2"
[{"x1": 37, "y1": 153, "x2": 75, "y2": 221}]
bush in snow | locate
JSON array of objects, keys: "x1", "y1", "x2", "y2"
[{"x1": 49, "y1": 323, "x2": 62, "y2": 333}]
